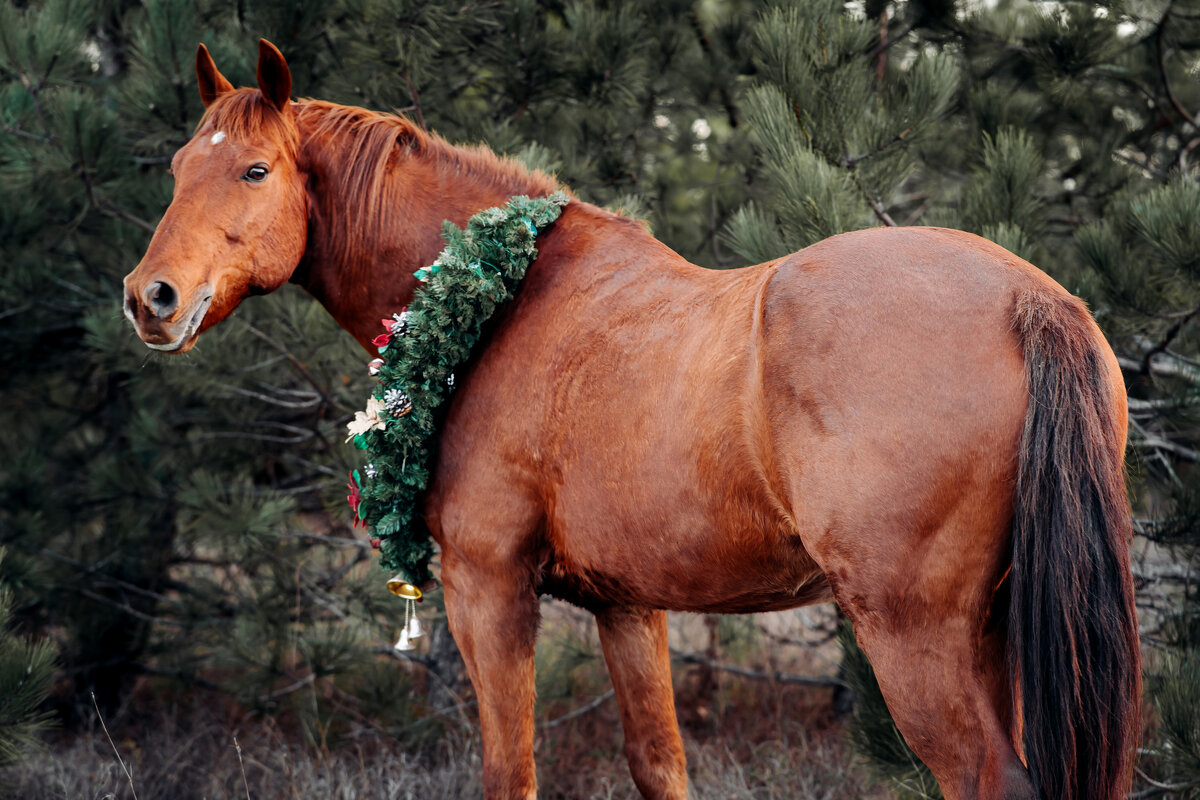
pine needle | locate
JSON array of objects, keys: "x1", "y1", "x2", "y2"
[{"x1": 90, "y1": 692, "x2": 138, "y2": 800}]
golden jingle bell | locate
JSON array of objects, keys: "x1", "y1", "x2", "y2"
[
  {"x1": 388, "y1": 575, "x2": 423, "y2": 651},
  {"x1": 386, "y1": 577, "x2": 422, "y2": 600}
]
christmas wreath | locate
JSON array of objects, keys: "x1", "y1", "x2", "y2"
[{"x1": 346, "y1": 192, "x2": 569, "y2": 584}]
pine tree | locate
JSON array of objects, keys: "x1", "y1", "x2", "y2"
[{"x1": 0, "y1": 549, "x2": 57, "y2": 767}]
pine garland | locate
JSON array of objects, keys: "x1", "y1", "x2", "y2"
[{"x1": 347, "y1": 192, "x2": 569, "y2": 583}]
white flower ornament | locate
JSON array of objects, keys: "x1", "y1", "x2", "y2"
[{"x1": 345, "y1": 395, "x2": 387, "y2": 441}]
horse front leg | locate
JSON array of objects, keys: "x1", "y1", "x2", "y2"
[
  {"x1": 595, "y1": 606, "x2": 689, "y2": 800},
  {"x1": 442, "y1": 552, "x2": 540, "y2": 800}
]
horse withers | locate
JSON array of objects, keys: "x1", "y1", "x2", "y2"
[{"x1": 123, "y1": 40, "x2": 1140, "y2": 800}]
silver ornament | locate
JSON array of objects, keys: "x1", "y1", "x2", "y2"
[
  {"x1": 390, "y1": 310, "x2": 411, "y2": 337},
  {"x1": 384, "y1": 388, "x2": 412, "y2": 417}
]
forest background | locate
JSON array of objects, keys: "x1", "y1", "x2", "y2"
[{"x1": 2, "y1": 0, "x2": 1200, "y2": 798}]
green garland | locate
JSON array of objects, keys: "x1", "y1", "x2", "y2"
[{"x1": 346, "y1": 192, "x2": 569, "y2": 584}]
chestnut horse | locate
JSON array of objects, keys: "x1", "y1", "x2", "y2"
[{"x1": 123, "y1": 40, "x2": 1140, "y2": 800}]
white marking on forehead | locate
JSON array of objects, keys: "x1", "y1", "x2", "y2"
[{"x1": 210, "y1": 131, "x2": 226, "y2": 145}]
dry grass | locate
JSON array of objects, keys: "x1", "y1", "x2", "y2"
[
  {"x1": 2, "y1": 727, "x2": 881, "y2": 800},
  {"x1": 2, "y1": 683, "x2": 886, "y2": 800},
  {"x1": 3, "y1": 603, "x2": 888, "y2": 798},
  {"x1": 2, "y1": 707, "x2": 483, "y2": 800}
]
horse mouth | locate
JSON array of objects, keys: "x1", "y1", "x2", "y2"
[{"x1": 142, "y1": 294, "x2": 213, "y2": 353}]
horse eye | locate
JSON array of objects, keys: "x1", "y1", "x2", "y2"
[{"x1": 243, "y1": 164, "x2": 269, "y2": 182}]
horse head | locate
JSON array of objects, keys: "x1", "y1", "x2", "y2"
[{"x1": 123, "y1": 40, "x2": 306, "y2": 353}]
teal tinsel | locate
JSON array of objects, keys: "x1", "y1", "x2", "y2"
[{"x1": 352, "y1": 192, "x2": 569, "y2": 583}]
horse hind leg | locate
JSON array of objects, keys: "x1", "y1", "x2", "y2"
[
  {"x1": 976, "y1": 588, "x2": 1037, "y2": 800},
  {"x1": 826, "y1": 512, "x2": 1035, "y2": 800},
  {"x1": 841, "y1": 596, "x2": 1034, "y2": 800},
  {"x1": 594, "y1": 606, "x2": 689, "y2": 800}
]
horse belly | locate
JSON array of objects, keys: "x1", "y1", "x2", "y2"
[
  {"x1": 538, "y1": 379, "x2": 832, "y2": 614},
  {"x1": 540, "y1": 496, "x2": 833, "y2": 613}
]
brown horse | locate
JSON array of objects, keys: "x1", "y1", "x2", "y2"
[{"x1": 123, "y1": 40, "x2": 1140, "y2": 800}]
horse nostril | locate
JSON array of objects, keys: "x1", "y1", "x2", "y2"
[{"x1": 144, "y1": 280, "x2": 179, "y2": 318}]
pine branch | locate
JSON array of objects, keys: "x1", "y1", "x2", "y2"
[
  {"x1": 843, "y1": 128, "x2": 913, "y2": 168},
  {"x1": 241, "y1": 322, "x2": 336, "y2": 411},
  {"x1": 865, "y1": 22, "x2": 915, "y2": 61},
  {"x1": 402, "y1": 66, "x2": 426, "y2": 130},
  {"x1": 1157, "y1": 3, "x2": 1198, "y2": 127},
  {"x1": 1140, "y1": 306, "x2": 1200, "y2": 377},
  {"x1": 539, "y1": 689, "x2": 615, "y2": 729},
  {"x1": 96, "y1": 200, "x2": 156, "y2": 233},
  {"x1": 220, "y1": 384, "x2": 323, "y2": 409},
  {"x1": 850, "y1": 168, "x2": 897, "y2": 226},
  {"x1": 257, "y1": 672, "x2": 315, "y2": 702},
  {"x1": 1131, "y1": 766, "x2": 1200, "y2": 798},
  {"x1": 1128, "y1": 428, "x2": 1200, "y2": 463},
  {"x1": 76, "y1": 588, "x2": 184, "y2": 627},
  {"x1": 688, "y1": 10, "x2": 739, "y2": 129},
  {"x1": 1119, "y1": 353, "x2": 1200, "y2": 384},
  {"x1": 0, "y1": 121, "x2": 52, "y2": 144},
  {"x1": 1114, "y1": 149, "x2": 1171, "y2": 180}
]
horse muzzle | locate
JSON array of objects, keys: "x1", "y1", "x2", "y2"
[{"x1": 123, "y1": 277, "x2": 214, "y2": 353}]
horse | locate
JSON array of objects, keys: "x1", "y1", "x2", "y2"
[{"x1": 122, "y1": 40, "x2": 1140, "y2": 800}]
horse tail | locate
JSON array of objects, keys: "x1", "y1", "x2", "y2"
[{"x1": 1009, "y1": 290, "x2": 1140, "y2": 800}]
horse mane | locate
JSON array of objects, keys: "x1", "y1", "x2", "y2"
[
  {"x1": 295, "y1": 99, "x2": 560, "y2": 199},
  {"x1": 297, "y1": 99, "x2": 560, "y2": 272},
  {"x1": 197, "y1": 90, "x2": 561, "y2": 276}
]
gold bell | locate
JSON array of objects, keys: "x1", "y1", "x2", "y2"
[
  {"x1": 387, "y1": 577, "x2": 422, "y2": 600},
  {"x1": 388, "y1": 574, "x2": 423, "y2": 652}
]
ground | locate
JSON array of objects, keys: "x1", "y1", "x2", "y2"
[{"x1": 2, "y1": 602, "x2": 893, "y2": 799}]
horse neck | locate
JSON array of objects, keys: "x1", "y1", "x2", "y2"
[{"x1": 290, "y1": 101, "x2": 559, "y2": 351}]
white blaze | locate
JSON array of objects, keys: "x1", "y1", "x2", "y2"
[{"x1": 210, "y1": 131, "x2": 226, "y2": 145}]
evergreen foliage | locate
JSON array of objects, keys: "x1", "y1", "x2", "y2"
[
  {"x1": 0, "y1": 549, "x2": 57, "y2": 767},
  {"x1": 2, "y1": 0, "x2": 1200, "y2": 795},
  {"x1": 723, "y1": 0, "x2": 958, "y2": 253}
]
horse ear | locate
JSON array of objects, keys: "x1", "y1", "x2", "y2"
[
  {"x1": 196, "y1": 44, "x2": 234, "y2": 108},
  {"x1": 256, "y1": 39, "x2": 292, "y2": 113}
]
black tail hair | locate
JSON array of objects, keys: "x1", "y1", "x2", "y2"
[{"x1": 1010, "y1": 290, "x2": 1140, "y2": 800}]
